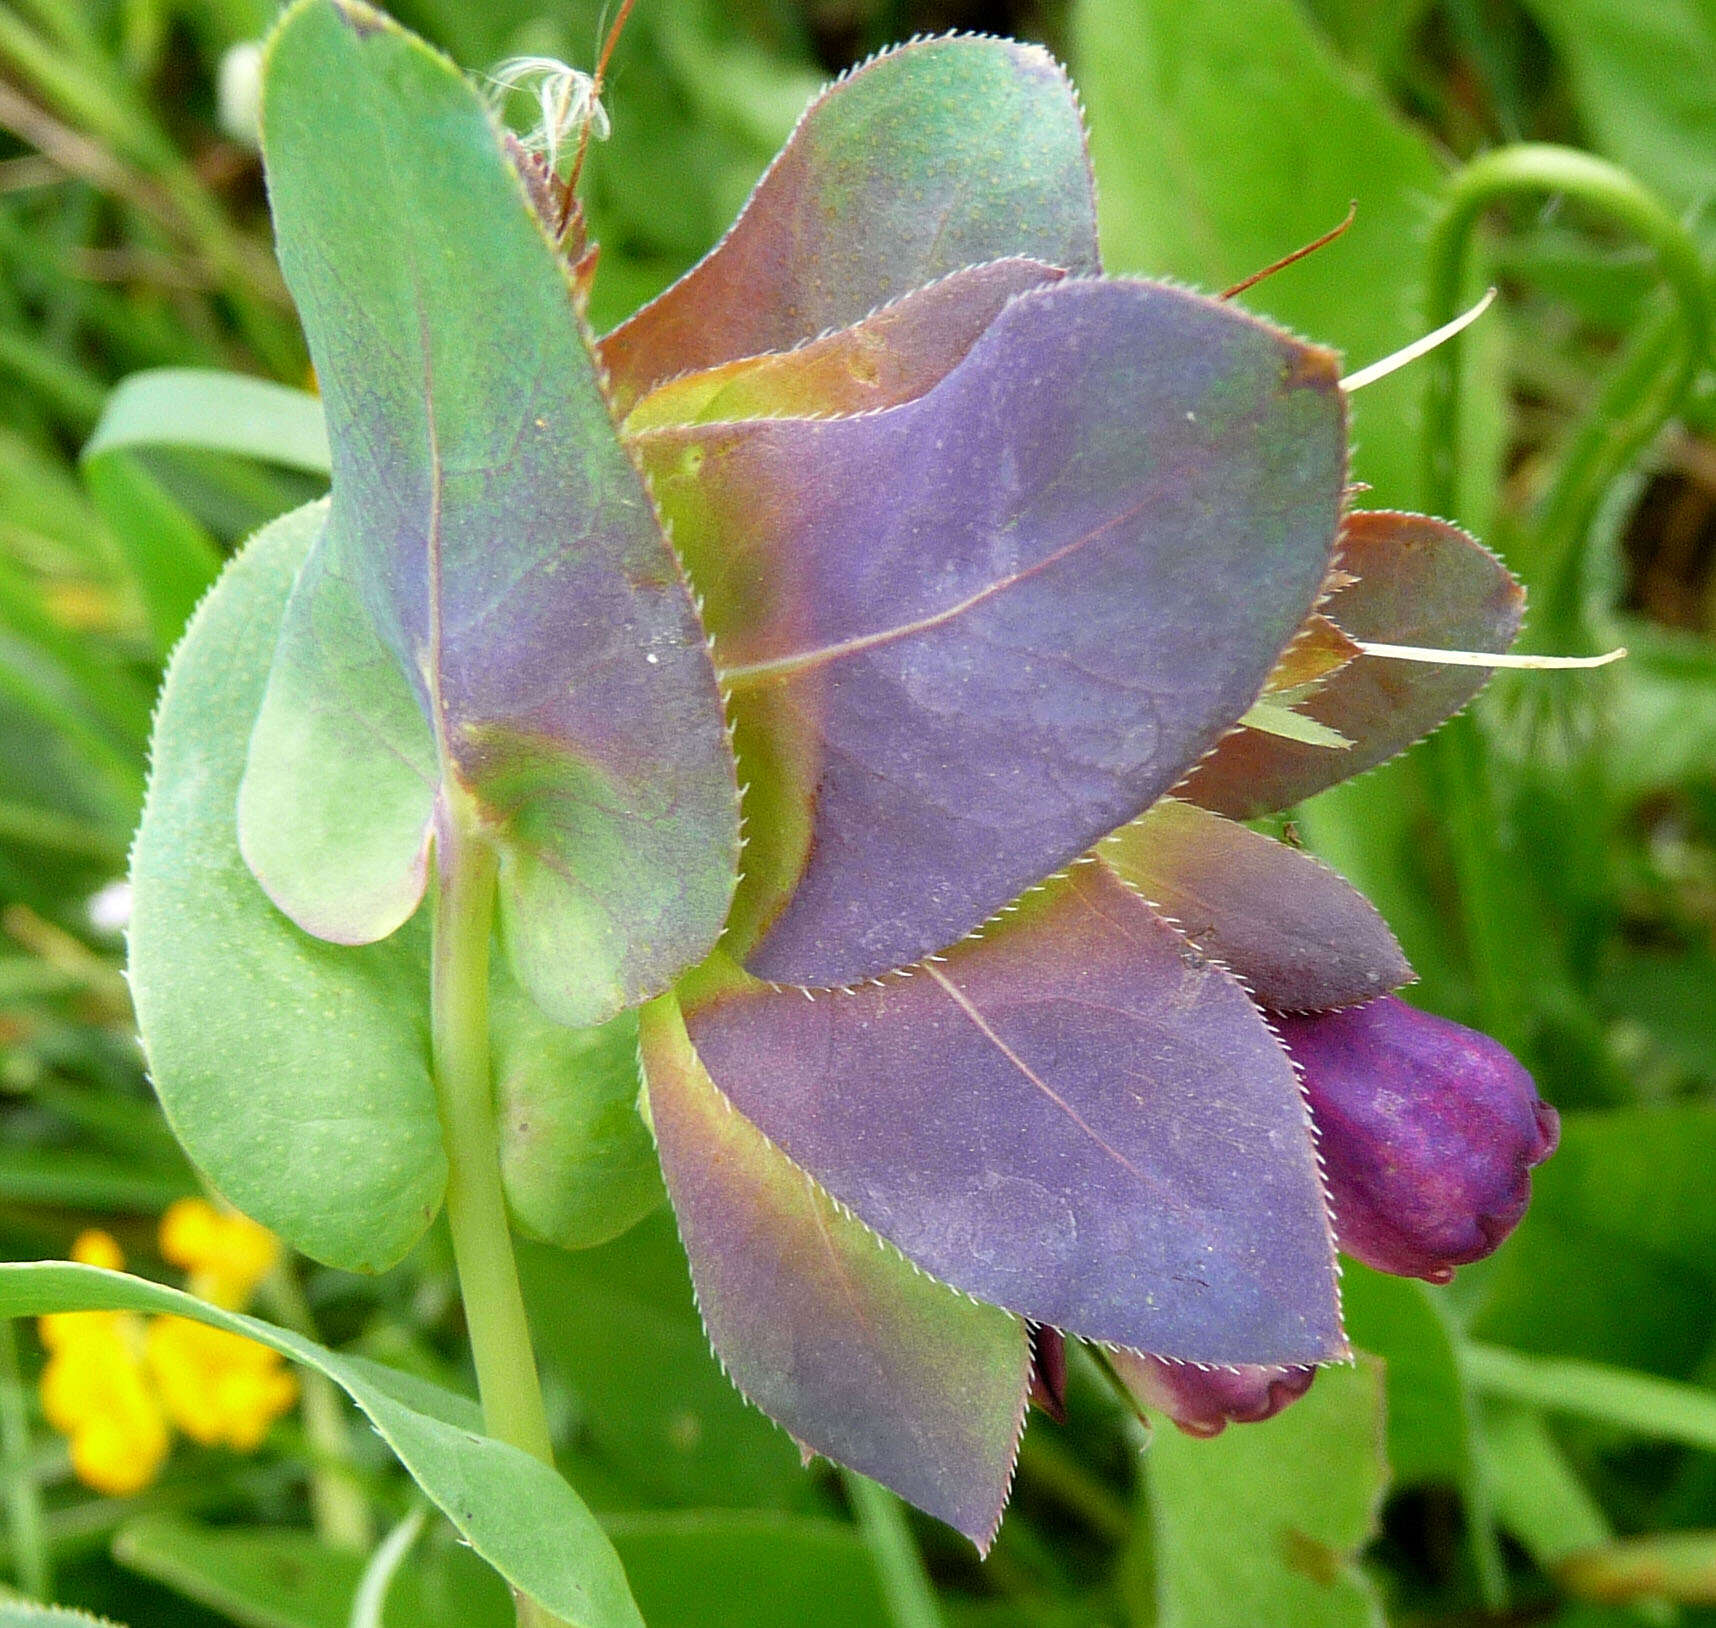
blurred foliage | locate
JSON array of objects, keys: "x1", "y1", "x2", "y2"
[{"x1": 1, "y1": 0, "x2": 1715, "y2": 1623}]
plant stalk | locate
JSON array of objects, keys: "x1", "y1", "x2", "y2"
[
  {"x1": 429, "y1": 813, "x2": 558, "y2": 1628},
  {"x1": 1414, "y1": 146, "x2": 1711, "y2": 1050},
  {"x1": 0, "y1": 1319, "x2": 49, "y2": 1602},
  {"x1": 1422, "y1": 143, "x2": 1709, "y2": 529},
  {"x1": 258, "y1": 1265, "x2": 374, "y2": 1554},
  {"x1": 843, "y1": 1471, "x2": 946, "y2": 1628}
]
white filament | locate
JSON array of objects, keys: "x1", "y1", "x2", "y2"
[
  {"x1": 1356, "y1": 640, "x2": 1626, "y2": 669},
  {"x1": 1342, "y1": 288, "x2": 1498, "y2": 393}
]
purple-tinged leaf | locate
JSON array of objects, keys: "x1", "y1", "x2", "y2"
[
  {"x1": 678, "y1": 865, "x2": 1347, "y2": 1365},
  {"x1": 621, "y1": 259, "x2": 1064, "y2": 432},
  {"x1": 639, "y1": 995, "x2": 1030, "y2": 1549},
  {"x1": 1184, "y1": 511, "x2": 1524, "y2": 818},
  {"x1": 640, "y1": 279, "x2": 1345, "y2": 986},
  {"x1": 1106, "y1": 1348, "x2": 1315, "y2": 1438},
  {"x1": 1100, "y1": 798, "x2": 1411, "y2": 1011},
  {"x1": 1275, "y1": 996, "x2": 1560, "y2": 1283},
  {"x1": 599, "y1": 35, "x2": 1100, "y2": 414},
  {"x1": 240, "y1": 0, "x2": 738, "y2": 1026}
]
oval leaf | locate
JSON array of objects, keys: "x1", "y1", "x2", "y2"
[
  {"x1": 129, "y1": 502, "x2": 445, "y2": 1272},
  {"x1": 244, "y1": 0, "x2": 738, "y2": 1027},
  {"x1": 1184, "y1": 511, "x2": 1524, "y2": 817},
  {"x1": 642, "y1": 278, "x2": 1345, "y2": 986},
  {"x1": 640, "y1": 996, "x2": 1030, "y2": 1547},
  {"x1": 497, "y1": 995, "x2": 663, "y2": 1252},
  {"x1": 238, "y1": 521, "x2": 436, "y2": 945},
  {"x1": 130, "y1": 502, "x2": 628, "y2": 1265},
  {"x1": 0, "y1": 1264, "x2": 641, "y2": 1628},
  {"x1": 677, "y1": 864, "x2": 1346, "y2": 1364},
  {"x1": 1100, "y1": 798, "x2": 1412, "y2": 1010},
  {"x1": 599, "y1": 34, "x2": 1101, "y2": 413}
]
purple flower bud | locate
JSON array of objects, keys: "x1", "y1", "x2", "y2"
[
  {"x1": 1106, "y1": 1349, "x2": 1315, "y2": 1437},
  {"x1": 1028, "y1": 1325, "x2": 1068, "y2": 1423},
  {"x1": 1274, "y1": 996, "x2": 1559, "y2": 1284}
]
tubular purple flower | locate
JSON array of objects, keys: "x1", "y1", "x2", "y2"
[
  {"x1": 1106, "y1": 1349, "x2": 1316, "y2": 1438},
  {"x1": 1274, "y1": 996, "x2": 1560, "y2": 1284}
]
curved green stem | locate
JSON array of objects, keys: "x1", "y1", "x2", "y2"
[
  {"x1": 431, "y1": 813, "x2": 557, "y2": 1628},
  {"x1": 1411, "y1": 148, "x2": 1710, "y2": 1051},
  {"x1": 1422, "y1": 144, "x2": 1709, "y2": 620},
  {"x1": 349, "y1": 1504, "x2": 427, "y2": 1628}
]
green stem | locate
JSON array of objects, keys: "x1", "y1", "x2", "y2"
[
  {"x1": 258, "y1": 1266, "x2": 374, "y2": 1554},
  {"x1": 429, "y1": 815, "x2": 557, "y2": 1628},
  {"x1": 1414, "y1": 146, "x2": 1710, "y2": 1047},
  {"x1": 1422, "y1": 143, "x2": 1709, "y2": 576},
  {"x1": 0, "y1": 1320, "x2": 49, "y2": 1602},
  {"x1": 348, "y1": 1505, "x2": 427, "y2": 1628},
  {"x1": 843, "y1": 1471, "x2": 946, "y2": 1628}
]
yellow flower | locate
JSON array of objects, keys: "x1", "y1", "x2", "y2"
[
  {"x1": 157, "y1": 1197, "x2": 281, "y2": 1310},
  {"x1": 145, "y1": 1316, "x2": 298, "y2": 1451},
  {"x1": 37, "y1": 1212, "x2": 297, "y2": 1495},
  {"x1": 37, "y1": 1232, "x2": 169, "y2": 1497}
]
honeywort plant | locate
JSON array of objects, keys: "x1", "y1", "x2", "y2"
[{"x1": 1, "y1": 0, "x2": 1597, "y2": 1619}]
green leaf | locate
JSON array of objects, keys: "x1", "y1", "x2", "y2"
[
  {"x1": 112, "y1": 1510, "x2": 903, "y2": 1628},
  {"x1": 0, "y1": 1263, "x2": 642, "y2": 1628},
  {"x1": 1465, "y1": 1106, "x2": 1716, "y2": 1376},
  {"x1": 114, "y1": 1516, "x2": 359, "y2": 1628},
  {"x1": 85, "y1": 368, "x2": 331, "y2": 477},
  {"x1": 81, "y1": 454, "x2": 222, "y2": 658},
  {"x1": 0, "y1": 1146, "x2": 195, "y2": 1213},
  {"x1": 128, "y1": 501, "x2": 446, "y2": 1272},
  {"x1": 0, "y1": 1608, "x2": 124, "y2": 1627},
  {"x1": 1236, "y1": 696, "x2": 1354, "y2": 749},
  {"x1": 517, "y1": 1219, "x2": 813, "y2": 1512},
  {"x1": 604, "y1": 1512, "x2": 893, "y2": 1628},
  {"x1": 1072, "y1": 0, "x2": 1501, "y2": 519},
  {"x1": 1343, "y1": 1270, "x2": 1462, "y2": 1482},
  {"x1": 1143, "y1": 1358, "x2": 1388, "y2": 1628},
  {"x1": 1481, "y1": 1405, "x2": 1616, "y2": 1567},
  {"x1": 1343, "y1": 1265, "x2": 1503, "y2": 1597},
  {"x1": 1559, "y1": 1531, "x2": 1716, "y2": 1607},
  {"x1": 245, "y1": 0, "x2": 738, "y2": 1028},
  {"x1": 130, "y1": 499, "x2": 666, "y2": 1265},
  {"x1": 1465, "y1": 1343, "x2": 1716, "y2": 1453},
  {"x1": 78, "y1": 367, "x2": 329, "y2": 654},
  {"x1": 495, "y1": 995, "x2": 663, "y2": 1253},
  {"x1": 112, "y1": 1514, "x2": 513, "y2": 1628},
  {"x1": 1299, "y1": 0, "x2": 1434, "y2": 75}
]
